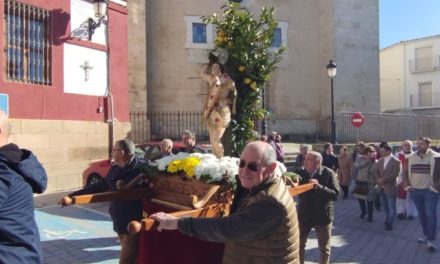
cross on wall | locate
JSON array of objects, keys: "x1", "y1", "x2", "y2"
[{"x1": 80, "y1": 60, "x2": 94, "y2": 82}]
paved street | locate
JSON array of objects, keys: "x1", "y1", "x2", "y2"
[
  {"x1": 34, "y1": 191, "x2": 440, "y2": 264},
  {"x1": 35, "y1": 193, "x2": 118, "y2": 264}
]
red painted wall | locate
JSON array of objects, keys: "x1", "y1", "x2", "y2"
[{"x1": 0, "y1": 0, "x2": 129, "y2": 122}]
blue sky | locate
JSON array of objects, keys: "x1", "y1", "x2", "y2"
[{"x1": 380, "y1": 0, "x2": 440, "y2": 48}]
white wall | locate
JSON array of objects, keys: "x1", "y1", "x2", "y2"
[
  {"x1": 380, "y1": 35, "x2": 440, "y2": 112},
  {"x1": 64, "y1": 43, "x2": 108, "y2": 96},
  {"x1": 404, "y1": 37, "x2": 440, "y2": 104},
  {"x1": 70, "y1": 0, "x2": 107, "y2": 45},
  {"x1": 380, "y1": 44, "x2": 405, "y2": 111}
]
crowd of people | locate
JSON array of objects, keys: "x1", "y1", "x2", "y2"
[
  {"x1": 295, "y1": 138, "x2": 440, "y2": 255},
  {"x1": 259, "y1": 131, "x2": 285, "y2": 163},
  {"x1": 2, "y1": 114, "x2": 439, "y2": 264}
]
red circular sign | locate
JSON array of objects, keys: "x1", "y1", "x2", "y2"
[{"x1": 351, "y1": 112, "x2": 364, "y2": 128}]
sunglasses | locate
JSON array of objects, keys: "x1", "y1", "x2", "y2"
[{"x1": 239, "y1": 159, "x2": 260, "y2": 172}]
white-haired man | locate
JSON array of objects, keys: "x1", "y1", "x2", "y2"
[
  {"x1": 151, "y1": 141, "x2": 300, "y2": 263},
  {"x1": 297, "y1": 151, "x2": 339, "y2": 264}
]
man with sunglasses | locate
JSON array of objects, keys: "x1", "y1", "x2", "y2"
[
  {"x1": 151, "y1": 141, "x2": 299, "y2": 263},
  {"x1": 297, "y1": 151, "x2": 339, "y2": 264}
]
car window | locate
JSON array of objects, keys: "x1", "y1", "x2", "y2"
[
  {"x1": 172, "y1": 146, "x2": 183, "y2": 154},
  {"x1": 148, "y1": 146, "x2": 162, "y2": 161},
  {"x1": 135, "y1": 146, "x2": 146, "y2": 158}
]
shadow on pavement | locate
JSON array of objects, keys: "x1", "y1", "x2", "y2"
[
  {"x1": 35, "y1": 190, "x2": 111, "y2": 221},
  {"x1": 42, "y1": 237, "x2": 120, "y2": 264},
  {"x1": 37, "y1": 205, "x2": 110, "y2": 222},
  {"x1": 303, "y1": 196, "x2": 440, "y2": 264}
]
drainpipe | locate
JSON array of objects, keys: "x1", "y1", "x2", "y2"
[
  {"x1": 403, "y1": 42, "x2": 407, "y2": 109},
  {"x1": 105, "y1": 4, "x2": 114, "y2": 157}
]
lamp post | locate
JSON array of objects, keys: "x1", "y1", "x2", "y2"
[
  {"x1": 326, "y1": 60, "x2": 337, "y2": 144},
  {"x1": 261, "y1": 83, "x2": 267, "y2": 136},
  {"x1": 88, "y1": 0, "x2": 108, "y2": 41}
]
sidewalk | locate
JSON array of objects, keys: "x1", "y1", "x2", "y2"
[
  {"x1": 307, "y1": 196, "x2": 440, "y2": 264},
  {"x1": 34, "y1": 192, "x2": 440, "y2": 264},
  {"x1": 35, "y1": 192, "x2": 118, "y2": 264}
]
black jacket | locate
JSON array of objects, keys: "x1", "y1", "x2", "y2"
[
  {"x1": 322, "y1": 152, "x2": 339, "y2": 172},
  {"x1": 70, "y1": 155, "x2": 149, "y2": 233},
  {"x1": 297, "y1": 166, "x2": 340, "y2": 226}
]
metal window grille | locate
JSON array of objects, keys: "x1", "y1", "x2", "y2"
[
  {"x1": 271, "y1": 27, "x2": 282, "y2": 48},
  {"x1": 192, "y1": 23, "x2": 207, "y2": 44},
  {"x1": 4, "y1": 0, "x2": 52, "y2": 85},
  {"x1": 129, "y1": 110, "x2": 209, "y2": 144}
]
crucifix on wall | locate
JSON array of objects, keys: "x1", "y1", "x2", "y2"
[{"x1": 80, "y1": 60, "x2": 94, "y2": 82}]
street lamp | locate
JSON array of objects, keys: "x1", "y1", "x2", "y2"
[
  {"x1": 326, "y1": 60, "x2": 337, "y2": 144},
  {"x1": 88, "y1": 0, "x2": 108, "y2": 41}
]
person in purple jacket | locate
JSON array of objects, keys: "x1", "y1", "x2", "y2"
[{"x1": 0, "y1": 110, "x2": 48, "y2": 263}]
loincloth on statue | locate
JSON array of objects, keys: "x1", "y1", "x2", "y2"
[{"x1": 205, "y1": 106, "x2": 231, "y2": 129}]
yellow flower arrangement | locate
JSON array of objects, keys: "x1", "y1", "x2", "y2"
[
  {"x1": 238, "y1": 65, "x2": 246, "y2": 72},
  {"x1": 181, "y1": 157, "x2": 201, "y2": 177},
  {"x1": 250, "y1": 81, "x2": 257, "y2": 90},
  {"x1": 215, "y1": 30, "x2": 227, "y2": 44},
  {"x1": 167, "y1": 160, "x2": 182, "y2": 173},
  {"x1": 166, "y1": 156, "x2": 201, "y2": 178},
  {"x1": 243, "y1": 78, "x2": 252, "y2": 84}
]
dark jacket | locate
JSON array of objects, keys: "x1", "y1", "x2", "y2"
[
  {"x1": 179, "y1": 176, "x2": 299, "y2": 263},
  {"x1": 295, "y1": 154, "x2": 305, "y2": 169},
  {"x1": 275, "y1": 142, "x2": 285, "y2": 163},
  {"x1": 297, "y1": 166, "x2": 339, "y2": 226},
  {"x1": 70, "y1": 155, "x2": 149, "y2": 233},
  {"x1": 0, "y1": 143, "x2": 48, "y2": 264},
  {"x1": 180, "y1": 144, "x2": 209, "y2": 154},
  {"x1": 322, "y1": 152, "x2": 339, "y2": 172}
]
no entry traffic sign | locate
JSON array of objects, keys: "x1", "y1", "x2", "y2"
[{"x1": 351, "y1": 112, "x2": 364, "y2": 128}]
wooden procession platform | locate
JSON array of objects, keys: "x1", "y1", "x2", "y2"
[{"x1": 70, "y1": 174, "x2": 314, "y2": 233}]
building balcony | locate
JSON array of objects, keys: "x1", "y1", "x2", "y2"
[
  {"x1": 409, "y1": 55, "x2": 440, "y2": 73},
  {"x1": 410, "y1": 92, "x2": 440, "y2": 107}
]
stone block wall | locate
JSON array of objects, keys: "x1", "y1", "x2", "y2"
[{"x1": 9, "y1": 119, "x2": 131, "y2": 193}]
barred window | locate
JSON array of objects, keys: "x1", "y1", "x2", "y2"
[
  {"x1": 192, "y1": 23, "x2": 207, "y2": 44},
  {"x1": 4, "y1": 0, "x2": 52, "y2": 85},
  {"x1": 271, "y1": 28, "x2": 282, "y2": 48}
]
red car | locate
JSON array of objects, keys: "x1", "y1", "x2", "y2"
[{"x1": 81, "y1": 141, "x2": 209, "y2": 186}]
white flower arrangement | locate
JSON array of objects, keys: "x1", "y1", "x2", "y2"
[
  {"x1": 194, "y1": 155, "x2": 240, "y2": 183},
  {"x1": 149, "y1": 153, "x2": 287, "y2": 188},
  {"x1": 154, "y1": 152, "x2": 190, "y2": 171}
]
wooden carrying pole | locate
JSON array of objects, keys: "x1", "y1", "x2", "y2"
[
  {"x1": 127, "y1": 203, "x2": 230, "y2": 233},
  {"x1": 127, "y1": 183, "x2": 315, "y2": 234},
  {"x1": 289, "y1": 182, "x2": 314, "y2": 196},
  {"x1": 70, "y1": 183, "x2": 314, "y2": 205},
  {"x1": 72, "y1": 188, "x2": 149, "y2": 204}
]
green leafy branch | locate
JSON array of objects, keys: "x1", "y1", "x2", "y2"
[{"x1": 203, "y1": 1, "x2": 286, "y2": 155}]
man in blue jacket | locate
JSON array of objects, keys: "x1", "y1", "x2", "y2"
[
  {"x1": 0, "y1": 110, "x2": 48, "y2": 263},
  {"x1": 59, "y1": 138, "x2": 149, "y2": 264}
]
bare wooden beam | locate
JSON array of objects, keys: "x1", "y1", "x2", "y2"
[
  {"x1": 72, "y1": 188, "x2": 149, "y2": 204},
  {"x1": 128, "y1": 202, "x2": 230, "y2": 233},
  {"x1": 288, "y1": 183, "x2": 314, "y2": 196}
]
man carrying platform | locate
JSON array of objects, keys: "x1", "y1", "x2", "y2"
[
  {"x1": 151, "y1": 141, "x2": 300, "y2": 263},
  {"x1": 59, "y1": 139, "x2": 149, "y2": 264}
]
